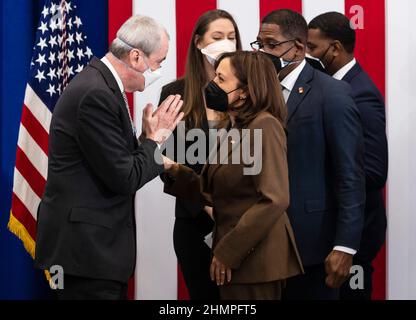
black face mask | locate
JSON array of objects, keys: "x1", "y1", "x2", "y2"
[
  {"x1": 260, "y1": 45, "x2": 297, "y2": 74},
  {"x1": 305, "y1": 56, "x2": 326, "y2": 73},
  {"x1": 305, "y1": 44, "x2": 334, "y2": 73},
  {"x1": 204, "y1": 81, "x2": 240, "y2": 112}
]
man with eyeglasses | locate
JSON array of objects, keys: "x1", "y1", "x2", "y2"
[{"x1": 252, "y1": 9, "x2": 366, "y2": 300}]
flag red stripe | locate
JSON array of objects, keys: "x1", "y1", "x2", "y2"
[
  {"x1": 177, "y1": 264, "x2": 189, "y2": 301},
  {"x1": 345, "y1": 0, "x2": 386, "y2": 300},
  {"x1": 175, "y1": 0, "x2": 217, "y2": 300},
  {"x1": 11, "y1": 193, "x2": 37, "y2": 241},
  {"x1": 15, "y1": 147, "x2": 46, "y2": 198},
  {"x1": 108, "y1": 0, "x2": 134, "y2": 116},
  {"x1": 175, "y1": 0, "x2": 217, "y2": 78},
  {"x1": 259, "y1": 0, "x2": 303, "y2": 20},
  {"x1": 108, "y1": 0, "x2": 135, "y2": 300},
  {"x1": 21, "y1": 105, "x2": 49, "y2": 155},
  {"x1": 345, "y1": 0, "x2": 385, "y2": 97}
]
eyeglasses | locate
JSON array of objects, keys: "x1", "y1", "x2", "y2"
[{"x1": 250, "y1": 39, "x2": 296, "y2": 51}]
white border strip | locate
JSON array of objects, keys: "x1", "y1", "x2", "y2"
[
  {"x1": 217, "y1": 0, "x2": 260, "y2": 50},
  {"x1": 302, "y1": 0, "x2": 345, "y2": 23},
  {"x1": 133, "y1": 0, "x2": 178, "y2": 300},
  {"x1": 386, "y1": 0, "x2": 416, "y2": 300}
]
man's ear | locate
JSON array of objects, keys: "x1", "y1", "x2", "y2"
[
  {"x1": 294, "y1": 39, "x2": 306, "y2": 57},
  {"x1": 128, "y1": 49, "x2": 140, "y2": 64},
  {"x1": 332, "y1": 40, "x2": 343, "y2": 57},
  {"x1": 129, "y1": 49, "x2": 146, "y2": 69}
]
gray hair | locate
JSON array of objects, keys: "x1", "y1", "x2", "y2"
[{"x1": 110, "y1": 15, "x2": 169, "y2": 59}]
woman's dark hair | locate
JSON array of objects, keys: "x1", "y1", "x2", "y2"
[
  {"x1": 182, "y1": 10, "x2": 242, "y2": 128},
  {"x1": 216, "y1": 51, "x2": 287, "y2": 129}
]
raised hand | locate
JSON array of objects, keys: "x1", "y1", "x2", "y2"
[{"x1": 142, "y1": 94, "x2": 184, "y2": 144}]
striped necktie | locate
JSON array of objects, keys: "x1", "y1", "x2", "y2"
[{"x1": 122, "y1": 92, "x2": 137, "y2": 136}]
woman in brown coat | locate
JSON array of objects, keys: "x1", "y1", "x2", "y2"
[{"x1": 163, "y1": 51, "x2": 303, "y2": 300}]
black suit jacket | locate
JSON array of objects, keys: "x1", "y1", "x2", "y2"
[
  {"x1": 159, "y1": 79, "x2": 211, "y2": 220},
  {"x1": 342, "y1": 62, "x2": 388, "y2": 262},
  {"x1": 285, "y1": 62, "x2": 366, "y2": 266},
  {"x1": 34, "y1": 57, "x2": 164, "y2": 283}
]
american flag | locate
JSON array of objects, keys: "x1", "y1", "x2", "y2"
[
  {"x1": 5, "y1": 0, "x2": 389, "y2": 300},
  {"x1": 8, "y1": 0, "x2": 93, "y2": 266}
]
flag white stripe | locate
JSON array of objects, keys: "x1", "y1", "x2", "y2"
[
  {"x1": 133, "y1": 0, "x2": 178, "y2": 300},
  {"x1": 24, "y1": 84, "x2": 52, "y2": 134},
  {"x1": 386, "y1": 0, "x2": 416, "y2": 300},
  {"x1": 17, "y1": 125, "x2": 48, "y2": 180},
  {"x1": 302, "y1": 0, "x2": 345, "y2": 23},
  {"x1": 13, "y1": 169, "x2": 41, "y2": 220},
  {"x1": 217, "y1": 0, "x2": 260, "y2": 50}
]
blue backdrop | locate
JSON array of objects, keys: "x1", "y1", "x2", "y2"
[{"x1": 0, "y1": 0, "x2": 108, "y2": 299}]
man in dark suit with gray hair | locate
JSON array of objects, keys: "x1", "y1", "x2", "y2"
[{"x1": 35, "y1": 15, "x2": 184, "y2": 300}]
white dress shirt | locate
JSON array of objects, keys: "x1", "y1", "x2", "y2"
[
  {"x1": 281, "y1": 58, "x2": 357, "y2": 256},
  {"x1": 101, "y1": 56, "x2": 163, "y2": 149},
  {"x1": 280, "y1": 59, "x2": 306, "y2": 103},
  {"x1": 101, "y1": 56, "x2": 124, "y2": 93},
  {"x1": 332, "y1": 58, "x2": 357, "y2": 81}
]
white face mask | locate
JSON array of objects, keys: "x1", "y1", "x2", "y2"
[
  {"x1": 201, "y1": 39, "x2": 237, "y2": 66},
  {"x1": 142, "y1": 67, "x2": 162, "y2": 88},
  {"x1": 116, "y1": 37, "x2": 163, "y2": 88},
  {"x1": 141, "y1": 55, "x2": 163, "y2": 88}
]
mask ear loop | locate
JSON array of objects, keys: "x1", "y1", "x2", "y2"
[
  {"x1": 322, "y1": 43, "x2": 336, "y2": 70},
  {"x1": 226, "y1": 86, "x2": 242, "y2": 95},
  {"x1": 227, "y1": 86, "x2": 248, "y2": 112},
  {"x1": 116, "y1": 37, "x2": 151, "y2": 72},
  {"x1": 279, "y1": 44, "x2": 296, "y2": 61}
]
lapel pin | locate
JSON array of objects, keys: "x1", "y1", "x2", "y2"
[{"x1": 298, "y1": 87, "x2": 304, "y2": 94}]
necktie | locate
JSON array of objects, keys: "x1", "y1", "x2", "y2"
[{"x1": 122, "y1": 92, "x2": 137, "y2": 136}]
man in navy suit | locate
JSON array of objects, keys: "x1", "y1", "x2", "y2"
[
  {"x1": 254, "y1": 9, "x2": 366, "y2": 299},
  {"x1": 307, "y1": 11, "x2": 388, "y2": 300}
]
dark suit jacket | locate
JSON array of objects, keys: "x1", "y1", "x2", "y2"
[
  {"x1": 34, "y1": 57, "x2": 164, "y2": 283},
  {"x1": 164, "y1": 112, "x2": 304, "y2": 284},
  {"x1": 159, "y1": 79, "x2": 211, "y2": 220},
  {"x1": 342, "y1": 62, "x2": 388, "y2": 262},
  {"x1": 285, "y1": 62, "x2": 366, "y2": 266}
]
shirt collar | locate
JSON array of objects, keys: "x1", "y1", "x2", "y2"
[
  {"x1": 280, "y1": 59, "x2": 307, "y2": 92},
  {"x1": 333, "y1": 58, "x2": 357, "y2": 80},
  {"x1": 101, "y1": 56, "x2": 124, "y2": 93}
]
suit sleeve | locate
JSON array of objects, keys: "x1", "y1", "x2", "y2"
[
  {"x1": 213, "y1": 118, "x2": 290, "y2": 269},
  {"x1": 162, "y1": 164, "x2": 213, "y2": 206},
  {"x1": 323, "y1": 83, "x2": 366, "y2": 251},
  {"x1": 354, "y1": 88, "x2": 388, "y2": 189},
  {"x1": 76, "y1": 88, "x2": 165, "y2": 195}
]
